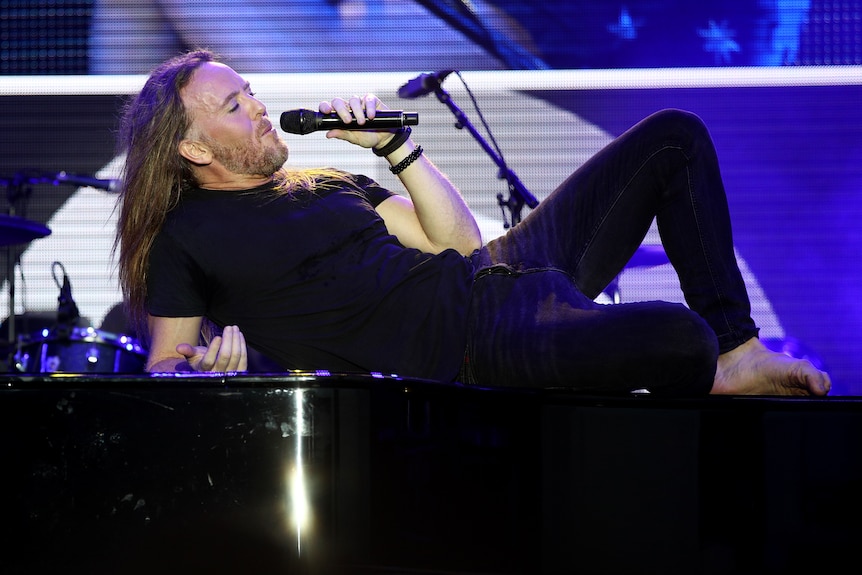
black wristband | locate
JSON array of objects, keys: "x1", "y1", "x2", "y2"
[
  {"x1": 372, "y1": 126, "x2": 411, "y2": 157},
  {"x1": 390, "y1": 145, "x2": 423, "y2": 175}
]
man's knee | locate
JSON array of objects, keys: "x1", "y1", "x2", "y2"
[{"x1": 645, "y1": 108, "x2": 711, "y2": 145}]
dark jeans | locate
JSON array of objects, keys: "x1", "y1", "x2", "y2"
[{"x1": 464, "y1": 109, "x2": 758, "y2": 396}]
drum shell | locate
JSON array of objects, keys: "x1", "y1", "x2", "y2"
[{"x1": 16, "y1": 327, "x2": 146, "y2": 373}]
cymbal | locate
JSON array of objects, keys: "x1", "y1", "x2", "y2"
[{"x1": 0, "y1": 214, "x2": 51, "y2": 246}]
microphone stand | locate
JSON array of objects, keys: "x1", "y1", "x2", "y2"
[
  {"x1": 429, "y1": 85, "x2": 538, "y2": 228},
  {"x1": 0, "y1": 171, "x2": 108, "y2": 369}
]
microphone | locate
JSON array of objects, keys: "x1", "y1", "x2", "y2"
[
  {"x1": 55, "y1": 269, "x2": 80, "y2": 339},
  {"x1": 397, "y1": 71, "x2": 454, "y2": 99},
  {"x1": 280, "y1": 109, "x2": 419, "y2": 135},
  {"x1": 53, "y1": 171, "x2": 122, "y2": 193}
]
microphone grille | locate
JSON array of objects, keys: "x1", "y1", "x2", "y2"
[{"x1": 279, "y1": 109, "x2": 315, "y2": 135}]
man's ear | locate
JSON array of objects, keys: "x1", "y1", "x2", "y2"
[{"x1": 178, "y1": 139, "x2": 212, "y2": 166}]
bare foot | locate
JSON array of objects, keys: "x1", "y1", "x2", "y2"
[{"x1": 711, "y1": 336, "x2": 831, "y2": 396}]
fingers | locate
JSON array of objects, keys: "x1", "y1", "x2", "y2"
[
  {"x1": 181, "y1": 325, "x2": 248, "y2": 373},
  {"x1": 322, "y1": 94, "x2": 382, "y2": 125},
  {"x1": 223, "y1": 325, "x2": 248, "y2": 372},
  {"x1": 319, "y1": 94, "x2": 396, "y2": 149},
  {"x1": 175, "y1": 342, "x2": 196, "y2": 358},
  {"x1": 210, "y1": 325, "x2": 247, "y2": 372}
]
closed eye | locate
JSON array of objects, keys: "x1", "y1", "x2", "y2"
[{"x1": 228, "y1": 90, "x2": 257, "y2": 113}]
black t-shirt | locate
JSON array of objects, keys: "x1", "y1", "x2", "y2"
[{"x1": 147, "y1": 173, "x2": 476, "y2": 381}]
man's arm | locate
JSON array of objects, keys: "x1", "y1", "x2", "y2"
[
  {"x1": 376, "y1": 137, "x2": 483, "y2": 256},
  {"x1": 321, "y1": 95, "x2": 483, "y2": 256}
]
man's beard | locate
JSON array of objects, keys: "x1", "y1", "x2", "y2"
[{"x1": 207, "y1": 135, "x2": 289, "y2": 177}]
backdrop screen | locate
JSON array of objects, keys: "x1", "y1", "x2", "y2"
[{"x1": 2, "y1": 1, "x2": 859, "y2": 75}]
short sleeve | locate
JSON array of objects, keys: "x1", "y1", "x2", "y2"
[
  {"x1": 146, "y1": 228, "x2": 209, "y2": 317},
  {"x1": 350, "y1": 173, "x2": 395, "y2": 207}
]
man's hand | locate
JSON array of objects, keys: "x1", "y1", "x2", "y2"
[
  {"x1": 176, "y1": 324, "x2": 248, "y2": 372},
  {"x1": 319, "y1": 93, "x2": 396, "y2": 149}
]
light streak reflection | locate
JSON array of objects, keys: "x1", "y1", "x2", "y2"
[{"x1": 287, "y1": 388, "x2": 310, "y2": 555}]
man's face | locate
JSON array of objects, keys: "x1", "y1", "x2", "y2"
[{"x1": 181, "y1": 61, "x2": 288, "y2": 177}]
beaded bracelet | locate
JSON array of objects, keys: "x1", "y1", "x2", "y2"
[
  {"x1": 390, "y1": 145, "x2": 423, "y2": 175},
  {"x1": 372, "y1": 126, "x2": 412, "y2": 157}
]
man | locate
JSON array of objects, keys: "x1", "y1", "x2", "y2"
[{"x1": 115, "y1": 50, "x2": 830, "y2": 396}]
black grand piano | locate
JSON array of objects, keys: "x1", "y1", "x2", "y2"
[{"x1": 2, "y1": 371, "x2": 860, "y2": 574}]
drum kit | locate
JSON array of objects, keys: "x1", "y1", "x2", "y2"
[{"x1": 1, "y1": 172, "x2": 147, "y2": 375}]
